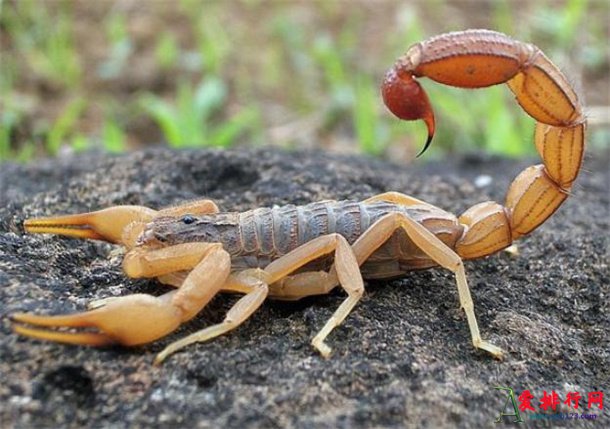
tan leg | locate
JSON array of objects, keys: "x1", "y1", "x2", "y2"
[
  {"x1": 92, "y1": 246, "x2": 238, "y2": 308},
  {"x1": 122, "y1": 242, "x2": 220, "y2": 278},
  {"x1": 350, "y1": 212, "x2": 504, "y2": 358},
  {"x1": 365, "y1": 191, "x2": 435, "y2": 208},
  {"x1": 269, "y1": 271, "x2": 338, "y2": 300},
  {"x1": 157, "y1": 271, "x2": 189, "y2": 288},
  {"x1": 263, "y1": 234, "x2": 363, "y2": 357},
  {"x1": 87, "y1": 245, "x2": 215, "y2": 310},
  {"x1": 90, "y1": 249, "x2": 207, "y2": 310},
  {"x1": 154, "y1": 269, "x2": 269, "y2": 365},
  {"x1": 11, "y1": 243, "x2": 231, "y2": 349}
]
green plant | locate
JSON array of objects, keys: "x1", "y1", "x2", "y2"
[
  {"x1": 0, "y1": 109, "x2": 18, "y2": 160},
  {"x1": 46, "y1": 98, "x2": 86, "y2": 155},
  {"x1": 98, "y1": 13, "x2": 133, "y2": 79},
  {"x1": 3, "y1": 0, "x2": 82, "y2": 89},
  {"x1": 101, "y1": 119, "x2": 127, "y2": 153},
  {"x1": 61, "y1": 119, "x2": 127, "y2": 155},
  {"x1": 140, "y1": 77, "x2": 259, "y2": 148},
  {"x1": 309, "y1": 30, "x2": 392, "y2": 156},
  {"x1": 155, "y1": 31, "x2": 180, "y2": 70},
  {"x1": 1, "y1": 0, "x2": 605, "y2": 163},
  {"x1": 532, "y1": 0, "x2": 588, "y2": 50},
  {"x1": 422, "y1": 84, "x2": 534, "y2": 157},
  {"x1": 180, "y1": 0, "x2": 231, "y2": 76}
]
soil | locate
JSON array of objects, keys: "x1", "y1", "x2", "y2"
[{"x1": 0, "y1": 148, "x2": 608, "y2": 428}]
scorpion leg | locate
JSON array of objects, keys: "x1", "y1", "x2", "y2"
[
  {"x1": 154, "y1": 270, "x2": 269, "y2": 365},
  {"x1": 86, "y1": 243, "x2": 219, "y2": 309},
  {"x1": 264, "y1": 213, "x2": 503, "y2": 358},
  {"x1": 263, "y1": 234, "x2": 363, "y2": 357},
  {"x1": 11, "y1": 243, "x2": 230, "y2": 349},
  {"x1": 122, "y1": 242, "x2": 223, "y2": 278},
  {"x1": 157, "y1": 271, "x2": 190, "y2": 288},
  {"x1": 351, "y1": 212, "x2": 504, "y2": 358},
  {"x1": 364, "y1": 191, "x2": 433, "y2": 208},
  {"x1": 269, "y1": 271, "x2": 338, "y2": 301}
]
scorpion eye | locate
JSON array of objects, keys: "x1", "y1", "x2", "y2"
[{"x1": 181, "y1": 214, "x2": 196, "y2": 225}]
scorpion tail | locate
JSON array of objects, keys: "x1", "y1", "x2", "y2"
[
  {"x1": 383, "y1": 29, "x2": 585, "y2": 260},
  {"x1": 382, "y1": 67, "x2": 436, "y2": 157}
]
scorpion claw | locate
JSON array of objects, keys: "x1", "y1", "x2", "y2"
[
  {"x1": 24, "y1": 206, "x2": 157, "y2": 245},
  {"x1": 10, "y1": 293, "x2": 184, "y2": 347},
  {"x1": 11, "y1": 322, "x2": 114, "y2": 347}
]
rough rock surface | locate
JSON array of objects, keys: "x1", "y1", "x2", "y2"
[{"x1": 0, "y1": 148, "x2": 608, "y2": 428}]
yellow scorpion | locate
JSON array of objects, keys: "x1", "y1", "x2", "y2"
[{"x1": 12, "y1": 30, "x2": 585, "y2": 365}]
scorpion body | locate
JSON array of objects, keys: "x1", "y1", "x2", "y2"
[
  {"x1": 12, "y1": 30, "x2": 585, "y2": 365},
  {"x1": 151, "y1": 199, "x2": 462, "y2": 280}
]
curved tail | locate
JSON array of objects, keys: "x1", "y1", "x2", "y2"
[{"x1": 382, "y1": 29, "x2": 585, "y2": 259}]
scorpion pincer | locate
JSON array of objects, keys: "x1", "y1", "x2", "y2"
[{"x1": 12, "y1": 29, "x2": 585, "y2": 365}]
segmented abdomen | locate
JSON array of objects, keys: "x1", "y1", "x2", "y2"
[{"x1": 229, "y1": 200, "x2": 462, "y2": 276}]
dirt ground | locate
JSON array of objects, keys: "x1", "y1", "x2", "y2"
[{"x1": 0, "y1": 148, "x2": 608, "y2": 428}]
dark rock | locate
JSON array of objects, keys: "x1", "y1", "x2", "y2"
[{"x1": 0, "y1": 148, "x2": 608, "y2": 428}]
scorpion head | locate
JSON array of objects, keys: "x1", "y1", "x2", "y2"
[{"x1": 139, "y1": 213, "x2": 235, "y2": 247}]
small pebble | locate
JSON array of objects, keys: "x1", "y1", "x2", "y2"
[{"x1": 474, "y1": 174, "x2": 493, "y2": 188}]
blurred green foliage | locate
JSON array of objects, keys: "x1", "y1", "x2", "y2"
[
  {"x1": 140, "y1": 77, "x2": 259, "y2": 148},
  {"x1": 0, "y1": 0, "x2": 607, "y2": 162},
  {"x1": 2, "y1": 0, "x2": 82, "y2": 89}
]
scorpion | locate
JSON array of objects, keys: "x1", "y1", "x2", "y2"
[{"x1": 11, "y1": 30, "x2": 585, "y2": 365}]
